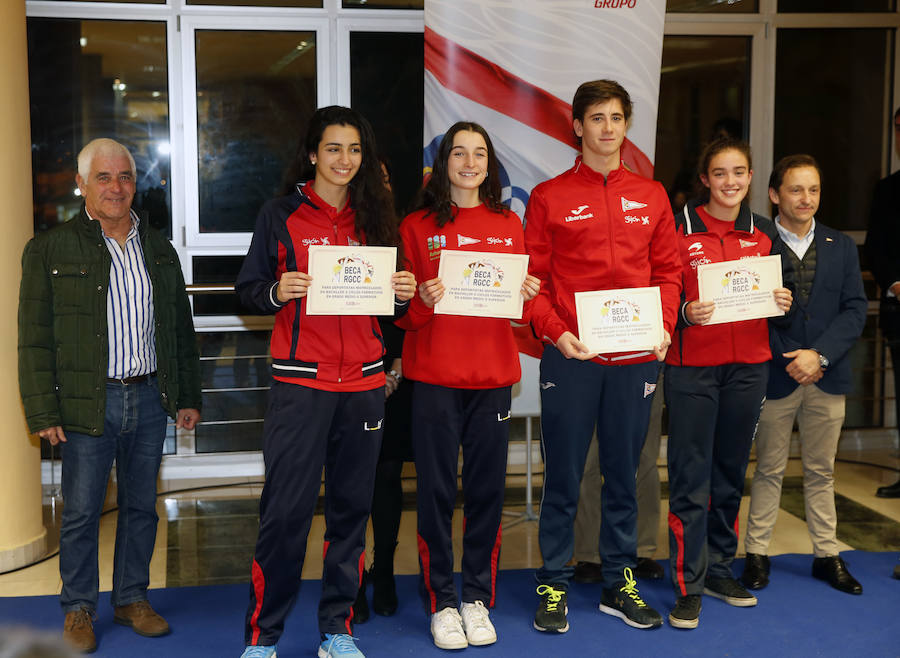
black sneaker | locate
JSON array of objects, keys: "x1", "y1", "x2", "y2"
[
  {"x1": 534, "y1": 585, "x2": 569, "y2": 633},
  {"x1": 704, "y1": 577, "x2": 758, "y2": 607},
  {"x1": 598, "y1": 568, "x2": 663, "y2": 629},
  {"x1": 668, "y1": 594, "x2": 702, "y2": 629}
]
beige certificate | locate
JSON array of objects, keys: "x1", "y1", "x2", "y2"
[
  {"x1": 575, "y1": 286, "x2": 664, "y2": 353},
  {"x1": 305, "y1": 245, "x2": 397, "y2": 316},
  {"x1": 434, "y1": 250, "x2": 529, "y2": 319},
  {"x1": 697, "y1": 254, "x2": 783, "y2": 325}
]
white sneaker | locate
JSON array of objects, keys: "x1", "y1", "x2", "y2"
[
  {"x1": 460, "y1": 601, "x2": 497, "y2": 646},
  {"x1": 430, "y1": 607, "x2": 467, "y2": 650}
]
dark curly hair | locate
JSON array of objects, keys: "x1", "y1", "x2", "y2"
[
  {"x1": 281, "y1": 106, "x2": 398, "y2": 248},
  {"x1": 414, "y1": 121, "x2": 507, "y2": 228}
]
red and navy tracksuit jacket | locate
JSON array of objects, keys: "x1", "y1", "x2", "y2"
[
  {"x1": 397, "y1": 203, "x2": 531, "y2": 611},
  {"x1": 665, "y1": 200, "x2": 783, "y2": 596},
  {"x1": 666, "y1": 201, "x2": 777, "y2": 367},
  {"x1": 236, "y1": 181, "x2": 386, "y2": 393},
  {"x1": 236, "y1": 182, "x2": 389, "y2": 643}
]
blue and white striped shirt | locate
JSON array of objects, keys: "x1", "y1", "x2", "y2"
[{"x1": 91, "y1": 209, "x2": 157, "y2": 378}]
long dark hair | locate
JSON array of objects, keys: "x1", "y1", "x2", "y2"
[
  {"x1": 414, "y1": 121, "x2": 506, "y2": 228},
  {"x1": 281, "y1": 106, "x2": 398, "y2": 247}
]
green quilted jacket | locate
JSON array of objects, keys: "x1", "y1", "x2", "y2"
[{"x1": 18, "y1": 206, "x2": 202, "y2": 435}]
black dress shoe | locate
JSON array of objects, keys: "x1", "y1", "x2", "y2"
[
  {"x1": 573, "y1": 561, "x2": 604, "y2": 583},
  {"x1": 633, "y1": 557, "x2": 664, "y2": 580},
  {"x1": 812, "y1": 556, "x2": 862, "y2": 595},
  {"x1": 893, "y1": 564, "x2": 900, "y2": 580},
  {"x1": 876, "y1": 478, "x2": 900, "y2": 498},
  {"x1": 740, "y1": 553, "x2": 770, "y2": 590}
]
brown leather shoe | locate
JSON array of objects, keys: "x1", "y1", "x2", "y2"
[
  {"x1": 63, "y1": 607, "x2": 97, "y2": 653},
  {"x1": 113, "y1": 600, "x2": 170, "y2": 637}
]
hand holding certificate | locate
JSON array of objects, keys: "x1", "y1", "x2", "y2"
[
  {"x1": 697, "y1": 255, "x2": 785, "y2": 325},
  {"x1": 434, "y1": 250, "x2": 530, "y2": 319},
  {"x1": 305, "y1": 245, "x2": 398, "y2": 315},
  {"x1": 575, "y1": 286, "x2": 664, "y2": 354}
]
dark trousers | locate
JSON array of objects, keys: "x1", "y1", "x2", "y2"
[
  {"x1": 412, "y1": 382, "x2": 511, "y2": 613},
  {"x1": 244, "y1": 382, "x2": 383, "y2": 645},
  {"x1": 665, "y1": 362, "x2": 767, "y2": 597},
  {"x1": 536, "y1": 345, "x2": 660, "y2": 586}
]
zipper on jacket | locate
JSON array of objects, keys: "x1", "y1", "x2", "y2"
[
  {"x1": 604, "y1": 175, "x2": 618, "y2": 281},
  {"x1": 334, "y1": 222, "x2": 344, "y2": 382},
  {"x1": 719, "y1": 234, "x2": 739, "y2": 361}
]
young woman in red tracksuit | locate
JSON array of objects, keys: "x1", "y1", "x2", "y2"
[
  {"x1": 397, "y1": 122, "x2": 540, "y2": 650},
  {"x1": 235, "y1": 106, "x2": 415, "y2": 658},
  {"x1": 665, "y1": 137, "x2": 792, "y2": 630}
]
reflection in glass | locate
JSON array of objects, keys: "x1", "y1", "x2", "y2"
[
  {"x1": 779, "y1": 0, "x2": 894, "y2": 11},
  {"x1": 666, "y1": 0, "x2": 757, "y2": 12},
  {"x1": 350, "y1": 32, "x2": 424, "y2": 215},
  {"x1": 774, "y1": 28, "x2": 889, "y2": 232},
  {"x1": 189, "y1": 0, "x2": 320, "y2": 5},
  {"x1": 192, "y1": 255, "x2": 247, "y2": 316},
  {"x1": 343, "y1": 0, "x2": 424, "y2": 7},
  {"x1": 846, "y1": 317, "x2": 879, "y2": 428},
  {"x1": 196, "y1": 30, "x2": 317, "y2": 233},
  {"x1": 27, "y1": 19, "x2": 171, "y2": 235},
  {"x1": 654, "y1": 36, "x2": 750, "y2": 211},
  {"x1": 48, "y1": 0, "x2": 165, "y2": 3},
  {"x1": 196, "y1": 330, "x2": 271, "y2": 453}
]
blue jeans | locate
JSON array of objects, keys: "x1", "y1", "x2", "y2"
[{"x1": 59, "y1": 377, "x2": 167, "y2": 613}]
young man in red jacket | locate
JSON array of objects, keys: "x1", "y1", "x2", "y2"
[{"x1": 525, "y1": 80, "x2": 681, "y2": 632}]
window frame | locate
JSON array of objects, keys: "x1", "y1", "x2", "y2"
[{"x1": 180, "y1": 14, "x2": 330, "y2": 248}]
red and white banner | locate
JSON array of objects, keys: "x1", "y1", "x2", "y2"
[{"x1": 423, "y1": 0, "x2": 666, "y2": 219}]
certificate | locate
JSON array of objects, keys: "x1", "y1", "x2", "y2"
[
  {"x1": 575, "y1": 286, "x2": 664, "y2": 354},
  {"x1": 305, "y1": 245, "x2": 397, "y2": 316},
  {"x1": 697, "y1": 254, "x2": 783, "y2": 325},
  {"x1": 434, "y1": 250, "x2": 529, "y2": 319}
]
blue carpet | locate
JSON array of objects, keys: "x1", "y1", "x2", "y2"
[{"x1": 1, "y1": 551, "x2": 897, "y2": 657}]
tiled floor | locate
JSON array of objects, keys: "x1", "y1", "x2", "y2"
[{"x1": 2, "y1": 438, "x2": 899, "y2": 598}]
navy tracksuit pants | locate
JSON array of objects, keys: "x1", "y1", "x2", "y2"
[
  {"x1": 244, "y1": 382, "x2": 384, "y2": 645},
  {"x1": 536, "y1": 345, "x2": 661, "y2": 586},
  {"x1": 665, "y1": 362, "x2": 767, "y2": 597},
  {"x1": 412, "y1": 382, "x2": 511, "y2": 613}
]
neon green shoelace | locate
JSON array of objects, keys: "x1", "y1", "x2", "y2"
[
  {"x1": 536, "y1": 585, "x2": 564, "y2": 611},
  {"x1": 618, "y1": 568, "x2": 648, "y2": 608}
]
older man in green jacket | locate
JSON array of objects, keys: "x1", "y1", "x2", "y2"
[{"x1": 18, "y1": 138, "x2": 201, "y2": 653}]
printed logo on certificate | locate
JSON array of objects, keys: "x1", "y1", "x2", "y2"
[
  {"x1": 575, "y1": 287, "x2": 664, "y2": 354},
  {"x1": 305, "y1": 245, "x2": 397, "y2": 316},
  {"x1": 434, "y1": 250, "x2": 529, "y2": 320},
  {"x1": 697, "y1": 254, "x2": 783, "y2": 325}
]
